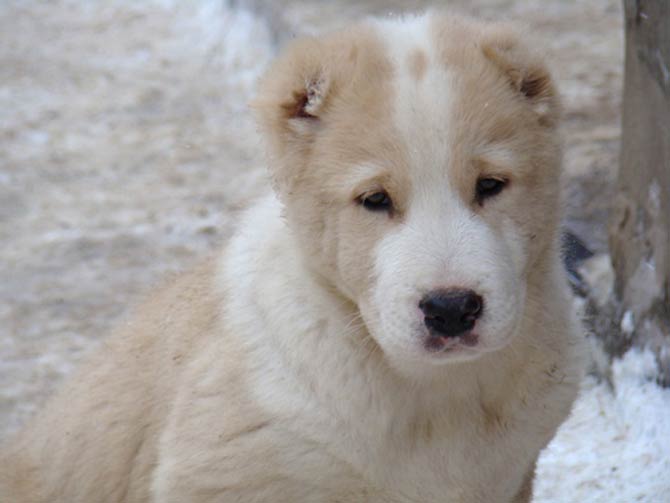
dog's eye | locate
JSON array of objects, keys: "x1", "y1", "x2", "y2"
[
  {"x1": 361, "y1": 191, "x2": 392, "y2": 212},
  {"x1": 475, "y1": 177, "x2": 507, "y2": 204}
]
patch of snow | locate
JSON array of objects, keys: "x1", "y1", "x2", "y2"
[
  {"x1": 535, "y1": 348, "x2": 670, "y2": 502},
  {"x1": 621, "y1": 310, "x2": 635, "y2": 335}
]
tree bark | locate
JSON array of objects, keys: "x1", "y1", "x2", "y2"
[{"x1": 610, "y1": 0, "x2": 669, "y2": 382}]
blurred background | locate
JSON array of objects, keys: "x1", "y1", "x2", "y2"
[{"x1": 1, "y1": 1, "x2": 668, "y2": 501}]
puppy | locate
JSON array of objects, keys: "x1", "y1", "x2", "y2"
[{"x1": 0, "y1": 12, "x2": 584, "y2": 503}]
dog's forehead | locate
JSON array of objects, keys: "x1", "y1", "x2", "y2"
[
  {"x1": 380, "y1": 17, "x2": 452, "y2": 133},
  {"x1": 368, "y1": 15, "x2": 478, "y2": 181},
  {"x1": 372, "y1": 16, "x2": 509, "y2": 180}
]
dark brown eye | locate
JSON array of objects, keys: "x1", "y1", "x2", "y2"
[
  {"x1": 476, "y1": 177, "x2": 507, "y2": 204},
  {"x1": 361, "y1": 191, "x2": 392, "y2": 212}
]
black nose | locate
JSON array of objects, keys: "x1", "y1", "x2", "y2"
[{"x1": 419, "y1": 289, "x2": 483, "y2": 338}]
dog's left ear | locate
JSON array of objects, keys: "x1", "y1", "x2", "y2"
[{"x1": 482, "y1": 28, "x2": 559, "y2": 126}]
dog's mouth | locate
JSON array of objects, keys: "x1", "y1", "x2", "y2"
[{"x1": 423, "y1": 331, "x2": 480, "y2": 353}]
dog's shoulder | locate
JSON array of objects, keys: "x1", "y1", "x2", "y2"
[{"x1": 0, "y1": 255, "x2": 229, "y2": 502}]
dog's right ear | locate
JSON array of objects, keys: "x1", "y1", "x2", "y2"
[
  {"x1": 252, "y1": 29, "x2": 384, "y2": 193},
  {"x1": 280, "y1": 76, "x2": 329, "y2": 121},
  {"x1": 252, "y1": 38, "x2": 337, "y2": 151},
  {"x1": 251, "y1": 35, "x2": 355, "y2": 193}
]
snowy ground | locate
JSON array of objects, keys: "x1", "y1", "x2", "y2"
[
  {"x1": 535, "y1": 350, "x2": 670, "y2": 502},
  {"x1": 1, "y1": 1, "x2": 669, "y2": 501}
]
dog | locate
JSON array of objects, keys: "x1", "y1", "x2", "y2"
[{"x1": 0, "y1": 12, "x2": 585, "y2": 503}]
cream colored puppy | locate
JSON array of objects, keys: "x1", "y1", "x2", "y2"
[{"x1": 1, "y1": 12, "x2": 585, "y2": 503}]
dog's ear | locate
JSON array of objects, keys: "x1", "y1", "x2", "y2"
[
  {"x1": 280, "y1": 76, "x2": 329, "y2": 121},
  {"x1": 252, "y1": 37, "x2": 340, "y2": 148},
  {"x1": 251, "y1": 35, "x2": 358, "y2": 193},
  {"x1": 481, "y1": 27, "x2": 558, "y2": 126}
]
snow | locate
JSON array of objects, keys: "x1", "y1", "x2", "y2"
[
  {"x1": 536, "y1": 349, "x2": 670, "y2": 502},
  {"x1": 622, "y1": 310, "x2": 636, "y2": 335}
]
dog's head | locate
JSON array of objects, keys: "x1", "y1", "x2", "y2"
[{"x1": 253, "y1": 13, "x2": 562, "y2": 376}]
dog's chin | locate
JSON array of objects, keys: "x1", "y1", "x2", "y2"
[
  {"x1": 421, "y1": 332, "x2": 486, "y2": 363},
  {"x1": 422, "y1": 330, "x2": 518, "y2": 363},
  {"x1": 372, "y1": 322, "x2": 521, "y2": 379}
]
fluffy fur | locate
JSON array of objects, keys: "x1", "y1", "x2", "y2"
[{"x1": 0, "y1": 12, "x2": 584, "y2": 503}]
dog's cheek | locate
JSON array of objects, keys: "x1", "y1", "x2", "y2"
[
  {"x1": 498, "y1": 217, "x2": 530, "y2": 280},
  {"x1": 331, "y1": 208, "x2": 384, "y2": 302},
  {"x1": 513, "y1": 191, "x2": 559, "y2": 273},
  {"x1": 365, "y1": 228, "x2": 426, "y2": 356}
]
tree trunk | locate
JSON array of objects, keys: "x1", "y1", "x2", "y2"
[{"x1": 610, "y1": 0, "x2": 670, "y2": 382}]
